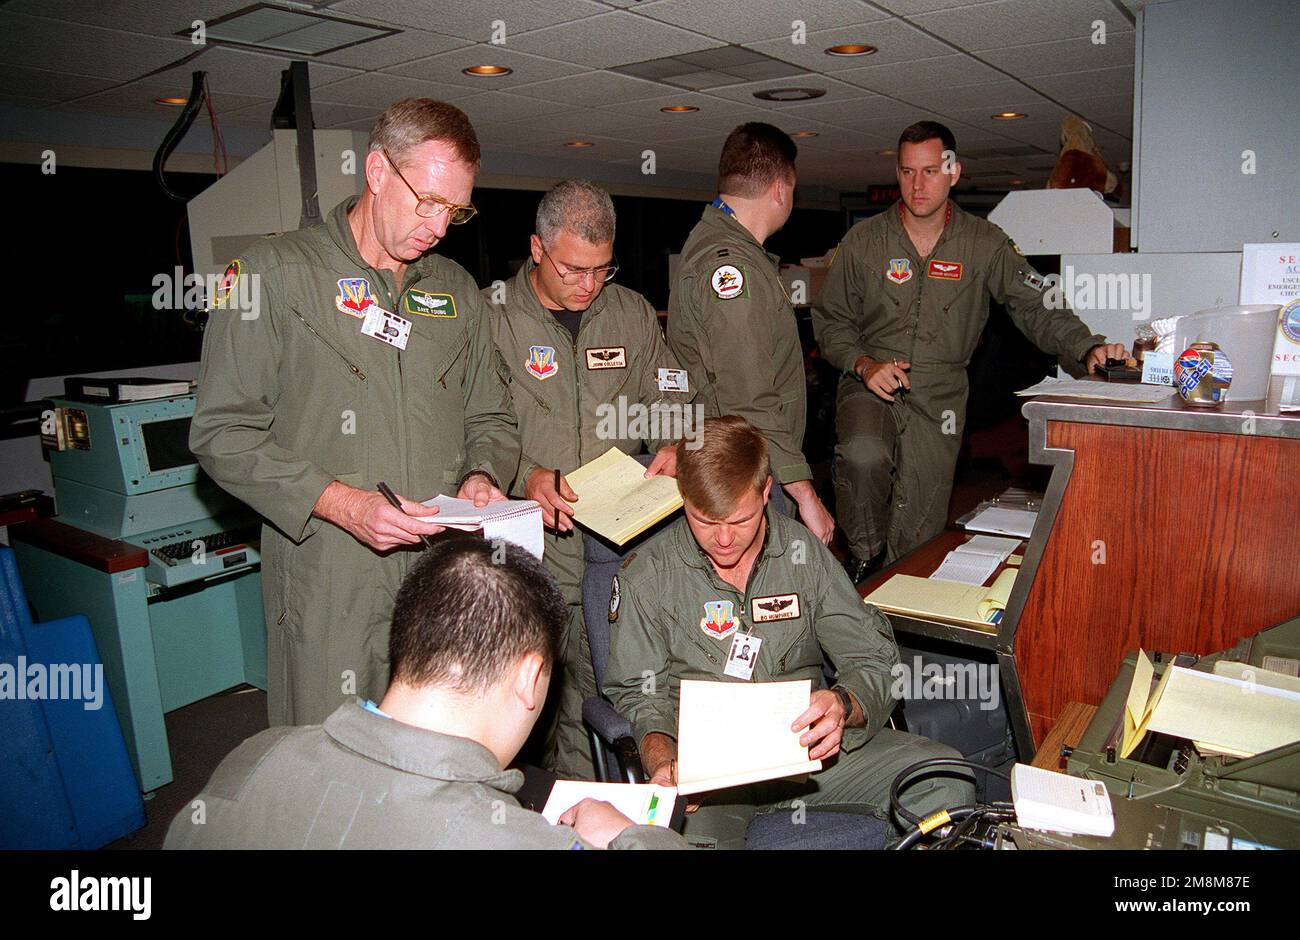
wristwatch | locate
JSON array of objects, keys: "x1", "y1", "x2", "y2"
[{"x1": 831, "y1": 685, "x2": 855, "y2": 722}]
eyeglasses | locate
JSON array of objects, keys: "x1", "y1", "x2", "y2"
[
  {"x1": 382, "y1": 148, "x2": 477, "y2": 224},
  {"x1": 541, "y1": 248, "x2": 619, "y2": 286}
]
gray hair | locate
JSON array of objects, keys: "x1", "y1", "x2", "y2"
[{"x1": 535, "y1": 179, "x2": 616, "y2": 245}]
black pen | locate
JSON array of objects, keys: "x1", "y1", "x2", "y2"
[{"x1": 377, "y1": 481, "x2": 434, "y2": 549}]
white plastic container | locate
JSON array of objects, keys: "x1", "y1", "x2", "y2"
[{"x1": 1173, "y1": 304, "x2": 1280, "y2": 401}]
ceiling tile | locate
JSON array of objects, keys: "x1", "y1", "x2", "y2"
[
  {"x1": 0, "y1": 66, "x2": 118, "y2": 103},
  {"x1": 331, "y1": 0, "x2": 608, "y2": 41},
  {"x1": 312, "y1": 71, "x2": 484, "y2": 109},
  {"x1": 747, "y1": 19, "x2": 953, "y2": 71},
  {"x1": 148, "y1": 46, "x2": 361, "y2": 100},
  {"x1": 1032, "y1": 66, "x2": 1133, "y2": 100},
  {"x1": 383, "y1": 44, "x2": 586, "y2": 88},
  {"x1": 507, "y1": 70, "x2": 671, "y2": 105},
  {"x1": 837, "y1": 53, "x2": 1002, "y2": 95},
  {"x1": 455, "y1": 92, "x2": 580, "y2": 125},
  {"x1": 0, "y1": 12, "x2": 197, "y2": 80},
  {"x1": 632, "y1": 0, "x2": 892, "y2": 44},
  {"x1": 316, "y1": 28, "x2": 471, "y2": 70},
  {"x1": 895, "y1": 79, "x2": 1053, "y2": 113},
  {"x1": 700, "y1": 74, "x2": 877, "y2": 107},
  {"x1": 49, "y1": 81, "x2": 272, "y2": 120},
  {"x1": 4, "y1": 0, "x2": 240, "y2": 37},
  {"x1": 507, "y1": 11, "x2": 725, "y2": 69},
  {"x1": 908, "y1": 0, "x2": 1133, "y2": 53},
  {"x1": 979, "y1": 31, "x2": 1135, "y2": 77}
]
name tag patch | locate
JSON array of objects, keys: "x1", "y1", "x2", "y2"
[
  {"x1": 360, "y1": 305, "x2": 411, "y2": 350},
  {"x1": 927, "y1": 259, "x2": 962, "y2": 280},
  {"x1": 585, "y1": 346, "x2": 627, "y2": 370},
  {"x1": 405, "y1": 290, "x2": 457, "y2": 318},
  {"x1": 751, "y1": 593, "x2": 800, "y2": 622},
  {"x1": 657, "y1": 368, "x2": 689, "y2": 393}
]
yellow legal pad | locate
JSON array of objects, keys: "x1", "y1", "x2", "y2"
[
  {"x1": 862, "y1": 569, "x2": 1016, "y2": 631},
  {"x1": 564, "y1": 447, "x2": 684, "y2": 545}
]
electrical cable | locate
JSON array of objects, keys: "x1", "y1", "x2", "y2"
[
  {"x1": 889, "y1": 756, "x2": 1011, "y2": 827},
  {"x1": 153, "y1": 70, "x2": 207, "y2": 202}
]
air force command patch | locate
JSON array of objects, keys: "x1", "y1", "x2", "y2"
[
  {"x1": 700, "y1": 600, "x2": 739, "y2": 640},
  {"x1": 886, "y1": 258, "x2": 913, "y2": 284},
  {"x1": 526, "y1": 345, "x2": 558, "y2": 380},
  {"x1": 336, "y1": 277, "x2": 377, "y2": 317},
  {"x1": 711, "y1": 264, "x2": 745, "y2": 300}
]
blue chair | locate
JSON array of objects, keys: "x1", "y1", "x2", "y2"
[{"x1": 0, "y1": 546, "x2": 144, "y2": 848}]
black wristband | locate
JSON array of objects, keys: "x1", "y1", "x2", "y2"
[{"x1": 831, "y1": 685, "x2": 856, "y2": 722}]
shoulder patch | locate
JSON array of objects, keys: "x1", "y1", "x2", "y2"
[
  {"x1": 211, "y1": 259, "x2": 242, "y2": 309},
  {"x1": 710, "y1": 263, "x2": 745, "y2": 300}
]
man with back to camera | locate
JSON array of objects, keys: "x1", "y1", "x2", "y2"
[
  {"x1": 190, "y1": 98, "x2": 520, "y2": 727},
  {"x1": 165, "y1": 536, "x2": 687, "y2": 849},
  {"x1": 813, "y1": 120, "x2": 1127, "y2": 577},
  {"x1": 667, "y1": 123, "x2": 836, "y2": 546},
  {"x1": 485, "y1": 179, "x2": 694, "y2": 780},
  {"x1": 603, "y1": 416, "x2": 975, "y2": 849}
]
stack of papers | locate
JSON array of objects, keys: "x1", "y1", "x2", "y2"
[
  {"x1": 541, "y1": 781, "x2": 676, "y2": 828},
  {"x1": 930, "y1": 535, "x2": 1021, "y2": 585},
  {"x1": 864, "y1": 569, "x2": 1017, "y2": 629},
  {"x1": 676, "y1": 679, "x2": 821, "y2": 796},
  {"x1": 1015, "y1": 376, "x2": 1175, "y2": 403},
  {"x1": 1011, "y1": 763, "x2": 1115, "y2": 837},
  {"x1": 1122, "y1": 652, "x2": 1300, "y2": 759},
  {"x1": 963, "y1": 506, "x2": 1037, "y2": 539},
  {"x1": 564, "y1": 447, "x2": 684, "y2": 545},
  {"x1": 415, "y1": 495, "x2": 543, "y2": 559}
]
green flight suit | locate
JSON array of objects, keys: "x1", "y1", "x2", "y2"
[
  {"x1": 164, "y1": 702, "x2": 686, "y2": 849},
  {"x1": 190, "y1": 197, "x2": 520, "y2": 727},
  {"x1": 812, "y1": 200, "x2": 1107, "y2": 563},
  {"x1": 485, "y1": 262, "x2": 694, "y2": 780},
  {"x1": 667, "y1": 204, "x2": 813, "y2": 487},
  {"x1": 603, "y1": 508, "x2": 975, "y2": 848}
]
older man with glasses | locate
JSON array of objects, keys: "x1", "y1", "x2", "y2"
[
  {"x1": 484, "y1": 179, "x2": 695, "y2": 779},
  {"x1": 191, "y1": 97, "x2": 520, "y2": 728}
]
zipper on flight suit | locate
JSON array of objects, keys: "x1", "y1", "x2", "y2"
[{"x1": 289, "y1": 308, "x2": 366, "y2": 381}]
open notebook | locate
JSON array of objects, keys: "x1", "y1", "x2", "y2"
[
  {"x1": 414, "y1": 495, "x2": 543, "y2": 559},
  {"x1": 675, "y1": 679, "x2": 822, "y2": 796},
  {"x1": 864, "y1": 569, "x2": 1016, "y2": 629},
  {"x1": 564, "y1": 447, "x2": 683, "y2": 545}
]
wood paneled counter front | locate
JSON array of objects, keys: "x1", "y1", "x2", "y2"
[
  {"x1": 858, "y1": 393, "x2": 1300, "y2": 760},
  {"x1": 1015, "y1": 395, "x2": 1299, "y2": 749}
]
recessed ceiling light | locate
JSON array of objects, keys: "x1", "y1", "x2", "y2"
[
  {"x1": 660, "y1": 105, "x2": 699, "y2": 113},
  {"x1": 564, "y1": 140, "x2": 595, "y2": 148},
  {"x1": 825, "y1": 44, "x2": 876, "y2": 56},
  {"x1": 1009, "y1": 178, "x2": 1025, "y2": 185},
  {"x1": 992, "y1": 111, "x2": 1027, "y2": 120},
  {"x1": 156, "y1": 96, "x2": 188, "y2": 106},
  {"x1": 878, "y1": 148, "x2": 897, "y2": 156},
  {"x1": 463, "y1": 65, "x2": 512, "y2": 76},
  {"x1": 753, "y1": 87, "x2": 826, "y2": 102},
  {"x1": 791, "y1": 131, "x2": 819, "y2": 139}
]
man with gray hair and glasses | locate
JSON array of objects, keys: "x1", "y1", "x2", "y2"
[{"x1": 485, "y1": 179, "x2": 695, "y2": 779}]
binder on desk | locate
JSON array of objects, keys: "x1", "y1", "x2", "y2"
[{"x1": 864, "y1": 569, "x2": 1016, "y2": 630}]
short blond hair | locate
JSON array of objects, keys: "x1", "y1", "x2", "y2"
[
  {"x1": 676, "y1": 416, "x2": 771, "y2": 518},
  {"x1": 368, "y1": 98, "x2": 481, "y2": 168}
]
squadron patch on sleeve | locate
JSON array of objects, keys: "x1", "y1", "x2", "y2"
[
  {"x1": 212, "y1": 259, "x2": 241, "y2": 309},
  {"x1": 608, "y1": 575, "x2": 621, "y2": 622},
  {"x1": 710, "y1": 264, "x2": 745, "y2": 300}
]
